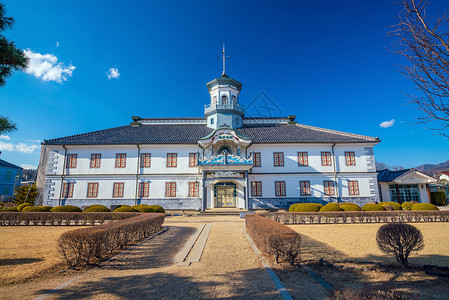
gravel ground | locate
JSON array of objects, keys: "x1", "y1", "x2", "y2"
[{"x1": 26, "y1": 218, "x2": 283, "y2": 300}]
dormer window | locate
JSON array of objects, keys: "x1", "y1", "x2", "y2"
[{"x1": 222, "y1": 95, "x2": 227, "y2": 105}]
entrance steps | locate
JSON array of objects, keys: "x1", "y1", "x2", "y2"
[{"x1": 198, "y1": 208, "x2": 250, "y2": 216}]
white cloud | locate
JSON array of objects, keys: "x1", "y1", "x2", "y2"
[
  {"x1": 21, "y1": 164, "x2": 37, "y2": 170},
  {"x1": 106, "y1": 67, "x2": 120, "y2": 79},
  {"x1": 0, "y1": 141, "x2": 14, "y2": 151},
  {"x1": 0, "y1": 142, "x2": 38, "y2": 154},
  {"x1": 15, "y1": 143, "x2": 39, "y2": 154},
  {"x1": 379, "y1": 119, "x2": 395, "y2": 128},
  {"x1": 23, "y1": 49, "x2": 75, "y2": 83},
  {"x1": 26, "y1": 139, "x2": 42, "y2": 143},
  {"x1": 0, "y1": 135, "x2": 11, "y2": 140},
  {"x1": 56, "y1": 41, "x2": 59, "y2": 47}
]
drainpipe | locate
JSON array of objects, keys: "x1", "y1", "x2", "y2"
[
  {"x1": 58, "y1": 145, "x2": 67, "y2": 206},
  {"x1": 331, "y1": 143, "x2": 339, "y2": 203},
  {"x1": 135, "y1": 144, "x2": 141, "y2": 205}
]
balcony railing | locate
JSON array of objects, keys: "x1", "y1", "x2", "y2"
[
  {"x1": 198, "y1": 154, "x2": 253, "y2": 165},
  {"x1": 204, "y1": 103, "x2": 245, "y2": 114}
]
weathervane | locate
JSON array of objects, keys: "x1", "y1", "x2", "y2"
[{"x1": 219, "y1": 43, "x2": 231, "y2": 76}]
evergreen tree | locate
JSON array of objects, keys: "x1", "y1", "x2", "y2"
[
  {"x1": 0, "y1": 114, "x2": 16, "y2": 134},
  {"x1": 13, "y1": 184, "x2": 38, "y2": 206}
]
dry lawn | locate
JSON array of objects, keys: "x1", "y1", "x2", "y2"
[
  {"x1": 288, "y1": 223, "x2": 449, "y2": 266},
  {"x1": 0, "y1": 226, "x2": 85, "y2": 285}
]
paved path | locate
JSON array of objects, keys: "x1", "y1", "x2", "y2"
[{"x1": 37, "y1": 217, "x2": 281, "y2": 299}]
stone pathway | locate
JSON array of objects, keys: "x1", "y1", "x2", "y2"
[{"x1": 35, "y1": 217, "x2": 282, "y2": 299}]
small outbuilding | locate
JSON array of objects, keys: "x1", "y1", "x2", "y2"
[
  {"x1": 0, "y1": 159, "x2": 23, "y2": 202},
  {"x1": 377, "y1": 168, "x2": 437, "y2": 204},
  {"x1": 437, "y1": 172, "x2": 449, "y2": 182}
]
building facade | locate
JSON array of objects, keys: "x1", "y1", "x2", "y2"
[
  {"x1": 37, "y1": 72, "x2": 381, "y2": 210},
  {"x1": 0, "y1": 159, "x2": 23, "y2": 202}
]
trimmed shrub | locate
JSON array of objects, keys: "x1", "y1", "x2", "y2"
[
  {"x1": 402, "y1": 202, "x2": 414, "y2": 210},
  {"x1": 0, "y1": 202, "x2": 4, "y2": 208},
  {"x1": 58, "y1": 213, "x2": 165, "y2": 267},
  {"x1": 289, "y1": 203, "x2": 322, "y2": 212},
  {"x1": 132, "y1": 204, "x2": 165, "y2": 213},
  {"x1": 380, "y1": 202, "x2": 402, "y2": 210},
  {"x1": 430, "y1": 192, "x2": 447, "y2": 206},
  {"x1": 17, "y1": 203, "x2": 32, "y2": 211},
  {"x1": 114, "y1": 206, "x2": 139, "y2": 212},
  {"x1": 319, "y1": 203, "x2": 342, "y2": 212},
  {"x1": 51, "y1": 205, "x2": 82, "y2": 212},
  {"x1": 411, "y1": 203, "x2": 439, "y2": 211},
  {"x1": 245, "y1": 214, "x2": 301, "y2": 265},
  {"x1": 22, "y1": 206, "x2": 52, "y2": 212},
  {"x1": 362, "y1": 203, "x2": 386, "y2": 211},
  {"x1": 340, "y1": 204, "x2": 361, "y2": 211},
  {"x1": 332, "y1": 287, "x2": 414, "y2": 300},
  {"x1": 376, "y1": 223, "x2": 424, "y2": 268},
  {"x1": 0, "y1": 206, "x2": 18, "y2": 212},
  {"x1": 383, "y1": 205, "x2": 394, "y2": 211},
  {"x1": 84, "y1": 205, "x2": 111, "y2": 212}
]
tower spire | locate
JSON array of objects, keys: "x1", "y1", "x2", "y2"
[{"x1": 220, "y1": 43, "x2": 231, "y2": 76}]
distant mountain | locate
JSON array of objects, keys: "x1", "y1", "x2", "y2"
[{"x1": 415, "y1": 160, "x2": 449, "y2": 176}]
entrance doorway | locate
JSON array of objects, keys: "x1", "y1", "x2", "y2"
[{"x1": 214, "y1": 182, "x2": 236, "y2": 207}]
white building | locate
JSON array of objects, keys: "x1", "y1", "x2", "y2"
[
  {"x1": 37, "y1": 70, "x2": 381, "y2": 210},
  {"x1": 437, "y1": 172, "x2": 449, "y2": 182},
  {"x1": 377, "y1": 168, "x2": 437, "y2": 204}
]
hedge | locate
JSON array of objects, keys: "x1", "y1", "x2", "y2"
[
  {"x1": 17, "y1": 203, "x2": 32, "y2": 211},
  {"x1": 362, "y1": 203, "x2": 386, "y2": 211},
  {"x1": 22, "y1": 206, "x2": 52, "y2": 212},
  {"x1": 430, "y1": 192, "x2": 447, "y2": 206},
  {"x1": 51, "y1": 205, "x2": 82, "y2": 212},
  {"x1": 84, "y1": 205, "x2": 111, "y2": 212},
  {"x1": 289, "y1": 203, "x2": 323, "y2": 212},
  {"x1": 262, "y1": 211, "x2": 449, "y2": 225},
  {"x1": 340, "y1": 204, "x2": 361, "y2": 211},
  {"x1": 114, "y1": 206, "x2": 138, "y2": 212},
  {"x1": 411, "y1": 203, "x2": 439, "y2": 211},
  {"x1": 245, "y1": 214, "x2": 301, "y2": 265},
  {"x1": 58, "y1": 213, "x2": 165, "y2": 267},
  {"x1": 0, "y1": 206, "x2": 18, "y2": 212},
  {"x1": 380, "y1": 202, "x2": 402, "y2": 210},
  {"x1": 320, "y1": 203, "x2": 342, "y2": 212},
  {"x1": 0, "y1": 212, "x2": 141, "y2": 226},
  {"x1": 132, "y1": 204, "x2": 165, "y2": 213},
  {"x1": 402, "y1": 202, "x2": 415, "y2": 210}
]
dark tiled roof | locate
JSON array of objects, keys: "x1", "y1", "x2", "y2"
[
  {"x1": 377, "y1": 169, "x2": 411, "y2": 182},
  {"x1": 43, "y1": 122, "x2": 379, "y2": 145},
  {"x1": 0, "y1": 159, "x2": 22, "y2": 170}
]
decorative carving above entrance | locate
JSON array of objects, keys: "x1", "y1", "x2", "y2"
[{"x1": 212, "y1": 171, "x2": 240, "y2": 177}]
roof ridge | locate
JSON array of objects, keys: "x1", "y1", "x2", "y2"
[
  {"x1": 296, "y1": 123, "x2": 379, "y2": 142},
  {"x1": 44, "y1": 125, "x2": 130, "y2": 144}
]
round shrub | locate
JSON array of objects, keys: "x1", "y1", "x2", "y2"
[
  {"x1": 289, "y1": 203, "x2": 323, "y2": 212},
  {"x1": 430, "y1": 192, "x2": 447, "y2": 206},
  {"x1": 114, "y1": 206, "x2": 139, "y2": 212},
  {"x1": 22, "y1": 206, "x2": 52, "y2": 212},
  {"x1": 50, "y1": 205, "x2": 82, "y2": 212},
  {"x1": 380, "y1": 202, "x2": 402, "y2": 210},
  {"x1": 320, "y1": 203, "x2": 343, "y2": 212},
  {"x1": 17, "y1": 203, "x2": 32, "y2": 211},
  {"x1": 148, "y1": 205, "x2": 165, "y2": 213},
  {"x1": 84, "y1": 205, "x2": 111, "y2": 212},
  {"x1": 132, "y1": 204, "x2": 157, "y2": 213},
  {"x1": 362, "y1": 203, "x2": 386, "y2": 211},
  {"x1": 411, "y1": 203, "x2": 439, "y2": 211},
  {"x1": 402, "y1": 202, "x2": 414, "y2": 210},
  {"x1": 340, "y1": 204, "x2": 361, "y2": 211}
]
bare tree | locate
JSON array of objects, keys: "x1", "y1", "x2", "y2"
[
  {"x1": 376, "y1": 223, "x2": 424, "y2": 268},
  {"x1": 392, "y1": 0, "x2": 449, "y2": 134}
]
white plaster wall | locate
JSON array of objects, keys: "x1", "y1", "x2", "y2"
[{"x1": 379, "y1": 182, "x2": 391, "y2": 201}]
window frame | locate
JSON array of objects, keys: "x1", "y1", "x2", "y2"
[
  {"x1": 165, "y1": 182, "x2": 177, "y2": 197},
  {"x1": 275, "y1": 181, "x2": 286, "y2": 197},
  {"x1": 345, "y1": 151, "x2": 356, "y2": 166},
  {"x1": 348, "y1": 180, "x2": 359, "y2": 195},
  {"x1": 113, "y1": 182, "x2": 125, "y2": 198},
  {"x1": 87, "y1": 182, "x2": 99, "y2": 198},
  {"x1": 66, "y1": 154, "x2": 77, "y2": 168},
  {"x1": 321, "y1": 152, "x2": 332, "y2": 166},
  {"x1": 115, "y1": 154, "x2": 126, "y2": 168},
  {"x1": 90, "y1": 154, "x2": 101, "y2": 168},
  {"x1": 253, "y1": 152, "x2": 261, "y2": 167},
  {"x1": 62, "y1": 182, "x2": 74, "y2": 198},
  {"x1": 323, "y1": 181, "x2": 335, "y2": 196},
  {"x1": 140, "y1": 153, "x2": 151, "y2": 168},
  {"x1": 300, "y1": 181, "x2": 311, "y2": 196},
  {"x1": 189, "y1": 153, "x2": 198, "y2": 167},
  {"x1": 251, "y1": 181, "x2": 262, "y2": 197},
  {"x1": 139, "y1": 182, "x2": 150, "y2": 198},
  {"x1": 166, "y1": 153, "x2": 178, "y2": 168},
  {"x1": 273, "y1": 152, "x2": 284, "y2": 167},
  {"x1": 297, "y1": 152, "x2": 309, "y2": 166},
  {"x1": 188, "y1": 182, "x2": 199, "y2": 197}
]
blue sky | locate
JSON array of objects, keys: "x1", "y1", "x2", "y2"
[{"x1": 1, "y1": 0, "x2": 448, "y2": 169}]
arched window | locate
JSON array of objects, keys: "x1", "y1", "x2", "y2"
[
  {"x1": 222, "y1": 95, "x2": 227, "y2": 105},
  {"x1": 232, "y1": 95, "x2": 236, "y2": 105},
  {"x1": 218, "y1": 146, "x2": 232, "y2": 155},
  {"x1": 212, "y1": 96, "x2": 217, "y2": 104}
]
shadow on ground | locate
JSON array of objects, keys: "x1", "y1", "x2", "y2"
[{"x1": 0, "y1": 258, "x2": 43, "y2": 266}]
